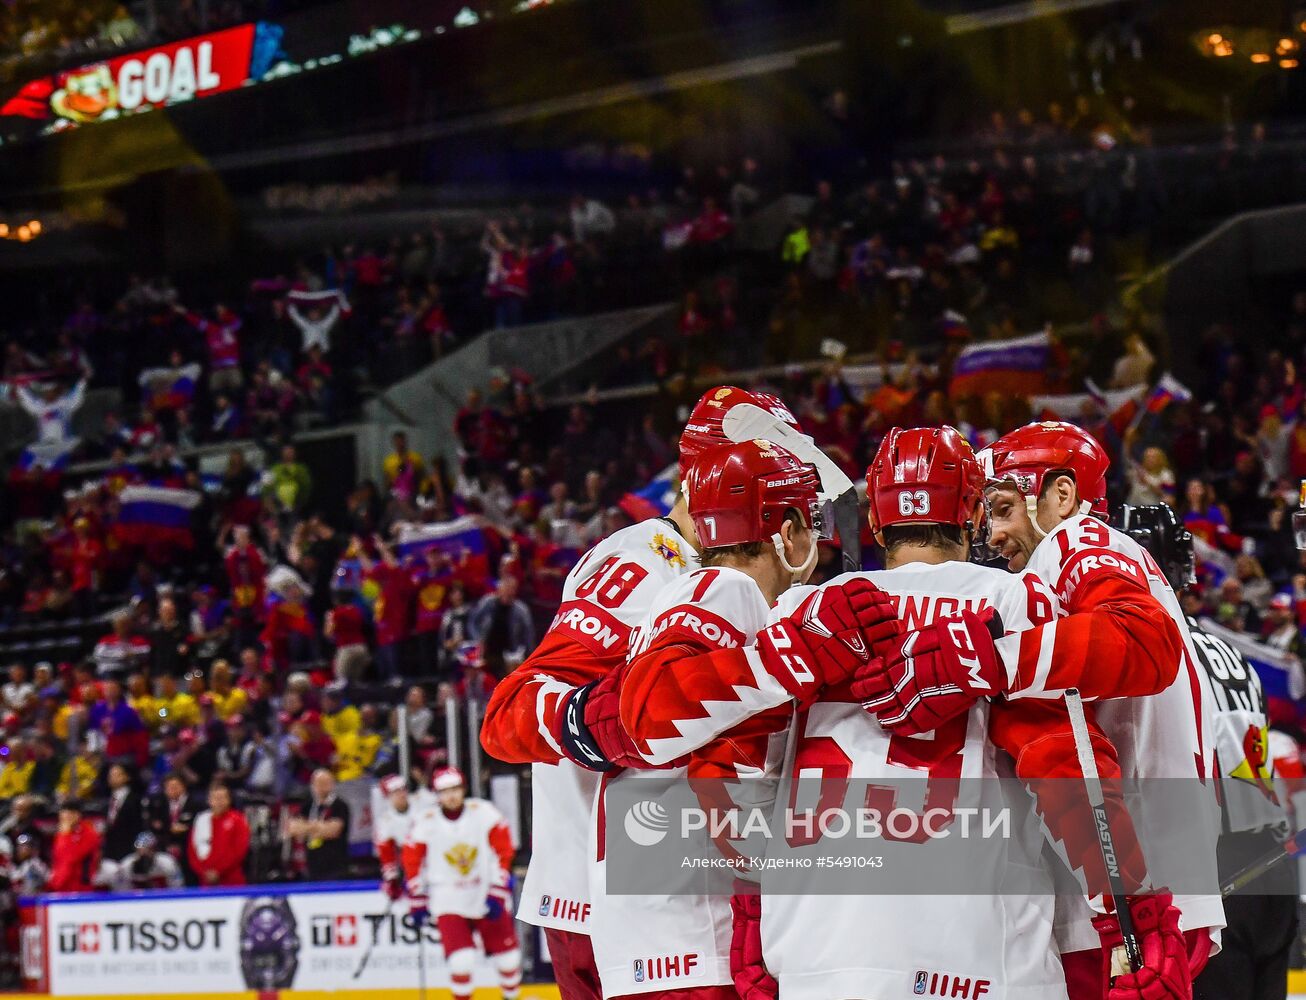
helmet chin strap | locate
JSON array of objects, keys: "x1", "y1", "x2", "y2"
[
  {"x1": 1025, "y1": 494, "x2": 1094, "y2": 540},
  {"x1": 773, "y1": 532, "x2": 818, "y2": 584}
]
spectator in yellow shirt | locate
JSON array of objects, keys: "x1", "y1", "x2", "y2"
[
  {"x1": 126, "y1": 672, "x2": 159, "y2": 729},
  {"x1": 0, "y1": 738, "x2": 34, "y2": 798},
  {"x1": 321, "y1": 686, "x2": 360, "y2": 742},
  {"x1": 382, "y1": 431, "x2": 426, "y2": 489},
  {"x1": 155, "y1": 673, "x2": 199, "y2": 728},
  {"x1": 332, "y1": 705, "x2": 382, "y2": 781},
  {"x1": 208, "y1": 661, "x2": 248, "y2": 720},
  {"x1": 58, "y1": 744, "x2": 101, "y2": 800}
]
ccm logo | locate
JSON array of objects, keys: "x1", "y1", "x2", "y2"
[
  {"x1": 944, "y1": 620, "x2": 989, "y2": 692},
  {"x1": 764, "y1": 624, "x2": 814, "y2": 685}
]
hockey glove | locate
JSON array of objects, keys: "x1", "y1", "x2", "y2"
[
  {"x1": 381, "y1": 864, "x2": 404, "y2": 901},
  {"x1": 729, "y1": 889, "x2": 777, "y2": 1000},
  {"x1": 855, "y1": 609, "x2": 1004, "y2": 735},
  {"x1": 408, "y1": 900, "x2": 430, "y2": 928},
  {"x1": 550, "y1": 670, "x2": 645, "y2": 772},
  {"x1": 486, "y1": 869, "x2": 514, "y2": 920},
  {"x1": 1092, "y1": 890, "x2": 1190, "y2": 1000},
  {"x1": 757, "y1": 579, "x2": 900, "y2": 704}
]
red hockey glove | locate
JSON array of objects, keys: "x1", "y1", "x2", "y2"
[
  {"x1": 381, "y1": 864, "x2": 404, "y2": 901},
  {"x1": 757, "y1": 579, "x2": 901, "y2": 703},
  {"x1": 550, "y1": 670, "x2": 645, "y2": 772},
  {"x1": 855, "y1": 609, "x2": 1004, "y2": 735},
  {"x1": 730, "y1": 890, "x2": 777, "y2": 1000},
  {"x1": 1092, "y1": 891, "x2": 1191, "y2": 1000}
]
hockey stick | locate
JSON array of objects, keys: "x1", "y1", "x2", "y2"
[
  {"x1": 832, "y1": 488, "x2": 862, "y2": 573},
  {"x1": 722, "y1": 402, "x2": 861, "y2": 571},
  {"x1": 1065, "y1": 689, "x2": 1143, "y2": 973},
  {"x1": 1220, "y1": 829, "x2": 1306, "y2": 897},
  {"x1": 416, "y1": 917, "x2": 428, "y2": 1000},
  {"x1": 351, "y1": 894, "x2": 396, "y2": 979}
]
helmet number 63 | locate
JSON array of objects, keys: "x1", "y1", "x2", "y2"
[{"x1": 897, "y1": 490, "x2": 931, "y2": 516}]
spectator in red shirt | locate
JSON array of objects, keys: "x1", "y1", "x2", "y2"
[
  {"x1": 358, "y1": 538, "x2": 412, "y2": 682},
  {"x1": 325, "y1": 591, "x2": 369, "y2": 682},
  {"x1": 49, "y1": 800, "x2": 102, "y2": 893},
  {"x1": 690, "y1": 196, "x2": 735, "y2": 244},
  {"x1": 68, "y1": 517, "x2": 104, "y2": 619},
  {"x1": 188, "y1": 783, "x2": 249, "y2": 887},
  {"x1": 410, "y1": 547, "x2": 452, "y2": 674},
  {"x1": 260, "y1": 569, "x2": 318, "y2": 672},
  {"x1": 223, "y1": 523, "x2": 266, "y2": 650}
]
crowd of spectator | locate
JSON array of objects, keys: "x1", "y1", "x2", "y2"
[{"x1": 2, "y1": 96, "x2": 1306, "y2": 963}]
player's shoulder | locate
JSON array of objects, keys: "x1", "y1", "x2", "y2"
[
  {"x1": 645, "y1": 565, "x2": 769, "y2": 648},
  {"x1": 563, "y1": 519, "x2": 696, "y2": 591},
  {"x1": 1031, "y1": 514, "x2": 1152, "y2": 596}
]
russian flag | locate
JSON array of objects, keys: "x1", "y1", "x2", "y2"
[
  {"x1": 395, "y1": 516, "x2": 491, "y2": 582},
  {"x1": 619, "y1": 464, "x2": 679, "y2": 523},
  {"x1": 1197, "y1": 616, "x2": 1305, "y2": 722},
  {"x1": 948, "y1": 330, "x2": 1050, "y2": 400},
  {"x1": 138, "y1": 362, "x2": 200, "y2": 411},
  {"x1": 117, "y1": 485, "x2": 200, "y2": 548},
  {"x1": 1144, "y1": 372, "x2": 1192, "y2": 415}
]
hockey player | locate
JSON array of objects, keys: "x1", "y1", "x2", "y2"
[
  {"x1": 373, "y1": 773, "x2": 435, "y2": 902},
  {"x1": 478, "y1": 386, "x2": 807, "y2": 998},
  {"x1": 585, "y1": 437, "x2": 850, "y2": 999},
  {"x1": 402, "y1": 767, "x2": 521, "y2": 1000},
  {"x1": 107, "y1": 832, "x2": 184, "y2": 891},
  {"x1": 756, "y1": 426, "x2": 1127, "y2": 999},
  {"x1": 858, "y1": 422, "x2": 1222, "y2": 998},
  {"x1": 1120, "y1": 503, "x2": 1296, "y2": 1000}
]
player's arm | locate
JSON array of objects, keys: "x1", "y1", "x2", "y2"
[
  {"x1": 862, "y1": 546, "x2": 1185, "y2": 735},
  {"x1": 620, "y1": 579, "x2": 898, "y2": 766},
  {"x1": 988, "y1": 698, "x2": 1147, "y2": 896},
  {"x1": 400, "y1": 821, "x2": 429, "y2": 899},
  {"x1": 481, "y1": 547, "x2": 651, "y2": 765},
  {"x1": 480, "y1": 622, "x2": 620, "y2": 764},
  {"x1": 994, "y1": 548, "x2": 1183, "y2": 699}
]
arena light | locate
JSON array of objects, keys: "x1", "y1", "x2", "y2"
[
  {"x1": 1283, "y1": 58, "x2": 1300, "y2": 68},
  {"x1": 28, "y1": 219, "x2": 40, "y2": 234},
  {"x1": 1278, "y1": 37, "x2": 1299, "y2": 55},
  {"x1": 0, "y1": 223, "x2": 8, "y2": 236},
  {"x1": 1251, "y1": 52, "x2": 1272, "y2": 63},
  {"x1": 16, "y1": 225, "x2": 30, "y2": 240}
]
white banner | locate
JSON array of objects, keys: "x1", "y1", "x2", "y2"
[{"x1": 30, "y1": 884, "x2": 501, "y2": 994}]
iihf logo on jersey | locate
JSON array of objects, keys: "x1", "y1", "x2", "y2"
[
  {"x1": 624, "y1": 800, "x2": 670, "y2": 846},
  {"x1": 538, "y1": 895, "x2": 551, "y2": 917},
  {"x1": 633, "y1": 959, "x2": 645, "y2": 983},
  {"x1": 912, "y1": 969, "x2": 991, "y2": 998}
]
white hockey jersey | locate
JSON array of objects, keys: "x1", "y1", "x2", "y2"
[
  {"x1": 1014, "y1": 515, "x2": 1224, "y2": 953},
  {"x1": 590, "y1": 566, "x2": 780, "y2": 998},
  {"x1": 765, "y1": 561, "x2": 1068, "y2": 1000},
  {"x1": 405, "y1": 799, "x2": 515, "y2": 920},
  {"x1": 374, "y1": 789, "x2": 437, "y2": 874},
  {"x1": 512, "y1": 518, "x2": 697, "y2": 934}
]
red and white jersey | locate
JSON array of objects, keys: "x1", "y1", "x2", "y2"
[
  {"x1": 373, "y1": 790, "x2": 436, "y2": 875},
  {"x1": 1005, "y1": 515, "x2": 1223, "y2": 952},
  {"x1": 481, "y1": 517, "x2": 697, "y2": 932},
  {"x1": 590, "y1": 566, "x2": 782, "y2": 998},
  {"x1": 402, "y1": 799, "x2": 514, "y2": 920},
  {"x1": 764, "y1": 562, "x2": 1067, "y2": 1000}
]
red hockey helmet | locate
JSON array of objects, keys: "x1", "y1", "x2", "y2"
[
  {"x1": 982, "y1": 421, "x2": 1110, "y2": 518},
  {"x1": 432, "y1": 766, "x2": 465, "y2": 792},
  {"x1": 685, "y1": 440, "x2": 828, "y2": 575},
  {"x1": 678, "y1": 387, "x2": 801, "y2": 480},
  {"x1": 867, "y1": 426, "x2": 984, "y2": 535}
]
